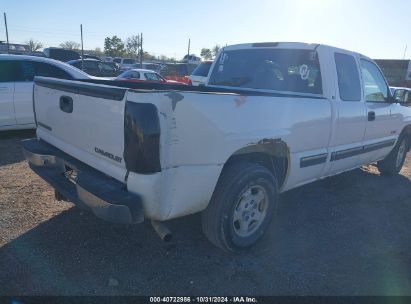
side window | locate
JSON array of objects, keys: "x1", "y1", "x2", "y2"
[
  {"x1": 334, "y1": 53, "x2": 361, "y2": 101},
  {"x1": 144, "y1": 73, "x2": 161, "y2": 81},
  {"x1": 360, "y1": 59, "x2": 389, "y2": 102},
  {"x1": 0, "y1": 61, "x2": 19, "y2": 82},
  {"x1": 17, "y1": 61, "x2": 36, "y2": 81},
  {"x1": 34, "y1": 62, "x2": 72, "y2": 79},
  {"x1": 101, "y1": 63, "x2": 114, "y2": 72},
  {"x1": 394, "y1": 89, "x2": 405, "y2": 102},
  {"x1": 129, "y1": 71, "x2": 140, "y2": 79},
  {"x1": 83, "y1": 61, "x2": 97, "y2": 70}
]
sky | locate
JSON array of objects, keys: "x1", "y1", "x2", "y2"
[{"x1": 1, "y1": 0, "x2": 410, "y2": 60}]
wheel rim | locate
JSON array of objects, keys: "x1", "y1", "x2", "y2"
[
  {"x1": 396, "y1": 140, "x2": 407, "y2": 168},
  {"x1": 232, "y1": 185, "x2": 268, "y2": 237}
]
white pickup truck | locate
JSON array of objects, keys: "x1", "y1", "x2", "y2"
[{"x1": 23, "y1": 42, "x2": 411, "y2": 252}]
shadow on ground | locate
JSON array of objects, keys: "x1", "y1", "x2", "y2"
[
  {"x1": 1, "y1": 167, "x2": 411, "y2": 296},
  {"x1": 0, "y1": 130, "x2": 36, "y2": 166}
]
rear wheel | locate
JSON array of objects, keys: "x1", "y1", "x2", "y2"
[
  {"x1": 377, "y1": 135, "x2": 409, "y2": 175},
  {"x1": 201, "y1": 161, "x2": 278, "y2": 252}
]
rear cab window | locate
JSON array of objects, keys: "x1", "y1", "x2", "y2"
[{"x1": 208, "y1": 48, "x2": 322, "y2": 94}]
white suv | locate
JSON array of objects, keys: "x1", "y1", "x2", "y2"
[
  {"x1": 113, "y1": 57, "x2": 137, "y2": 71},
  {"x1": 189, "y1": 61, "x2": 212, "y2": 86},
  {"x1": 0, "y1": 54, "x2": 90, "y2": 131}
]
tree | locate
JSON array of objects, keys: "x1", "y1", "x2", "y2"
[
  {"x1": 59, "y1": 41, "x2": 80, "y2": 50},
  {"x1": 94, "y1": 47, "x2": 103, "y2": 55},
  {"x1": 212, "y1": 45, "x2": 221, "y2": 57},
  {"x1": 126, "y1": 35, "x2": 141, "y2": 57},
  {"x1": 104, "y1": 36, "x2": 125, "y2": 57},
  {"x1": 25, "y1": 39, "x2": 43, "y2": 52},
  {"x1": 200, "y1": 48, "x2": 212, "y2": 60}
]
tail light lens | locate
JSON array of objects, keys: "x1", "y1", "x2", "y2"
[{"x1": 124, "y1": 102, "x2": 161, "y2": 174}]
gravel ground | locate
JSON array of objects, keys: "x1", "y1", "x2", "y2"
[{"x1": 0, "y1": 130, "x2": 410, "y2": 296}]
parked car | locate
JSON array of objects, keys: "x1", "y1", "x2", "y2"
[
  {"x1": 0, "y1": 54, "x2": 90, "y2": 131},
  {"x1": 189, "y1": 60, "x2": 212, "y2": 86},
  {"x1": 67, "y1": 59, "x2": 120, "y2": 77},
  {"x1": 113, "y1": 57, "x2": 137, "y2": 70},
  {"x1": 82, "y1": 54, "x2": 101, "y2": 61},
  {"x1": 182, "y1": 54, "x2": 201, "y2": 64},
  {"x1": 116, "y1": 69, "x2": 187, "y2": 84},
  {"x1": 159, "y1": 63, "x2": 197, "y2": 84},
  {"x1": 23, "y1": 42, "x2": 411, "y2": 252},
  {"x1": 123, "y1": 63, "x2": 164, "y2": 73},
  {"x1": 43, "y1": 47, "x2": 80, "y2": 62},
  {"x1": 391, "y1": 87, "x2": 411, "y2": 105}
]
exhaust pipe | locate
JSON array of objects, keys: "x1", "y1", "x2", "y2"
[{"x1": 151, "y1": 220, "x2": 172, "y2": 242}]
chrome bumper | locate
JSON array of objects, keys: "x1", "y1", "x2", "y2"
[{"x1": 22, "y1": 138, "x2": 144, "y2": 225}]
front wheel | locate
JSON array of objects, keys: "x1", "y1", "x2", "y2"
[
  {"x1": 377, "y1": 135, "x2": 409, "y2": 175},
  {"x1": 201, "y1": 161, "x2": 278, "y2": 252}
]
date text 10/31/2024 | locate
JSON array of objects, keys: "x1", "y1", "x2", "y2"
[{"x1": 149, "y1": 297, "x2": 258, "y2": 303}]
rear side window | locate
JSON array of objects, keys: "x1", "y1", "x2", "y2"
[
  {"x1": 208, "y1": 48, "x2": 322, "y2": 94},
  {"x1": 0, "y1": 61, "x2": 19, "y2": 82},
  {"x1": 34, "y1": 62, "x2": 72, "y2": 79},
  {"x1": 334, "y1": 53, "x2": 361, "y2": 101},
  {"x1": 191, "y1": 62, "x2": 212, "y2": 77},
  {"x1": 123, "y1": 71, "x2": 140, "y2": 79}
]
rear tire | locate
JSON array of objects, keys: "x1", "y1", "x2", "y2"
[
  {"x1": 201, "y1": 161, "x2": 278, "y2": 252},
  {"x1": 377, "y1": 135, "x2": 409, "y2": 175}
]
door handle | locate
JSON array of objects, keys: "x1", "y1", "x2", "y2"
[
  {"x1": 59, "y1": 96, "x2": 73, "y2": 113},
  {"x1": 368, "y1": 111, "x2": 375, "y2": 121}
]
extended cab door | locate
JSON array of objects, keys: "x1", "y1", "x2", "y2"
[
  {"x1": 360, "y1": 59, "x2": 398, "y2": 162},
  {"x1": 328, "y1": 51, "x2": 367, "y2": 174}
]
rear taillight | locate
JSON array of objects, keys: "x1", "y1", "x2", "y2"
[{"x1": 124, "y1": 102, "x2": 161, "y2": 174}]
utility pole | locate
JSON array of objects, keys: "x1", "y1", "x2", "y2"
[
  {"x1": 80, "y1": 24, "x2": 84, "y2": 71},
  {"x1": 140, "y1": 32, "x2": 143, "y2": 68},
  {"x1": 4, "y1": 13, "x2": 10, "y2": 54},
  {"x1": 187, "y1": 38, "x2": 190, "y2": 60},
  {"x1": 403, "y1": 44, "x2": 407, "y2": 60}
]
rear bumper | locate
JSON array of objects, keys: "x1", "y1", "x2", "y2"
[{"x1": 22, "y1": 138, "x2": 144, "y2": 224}]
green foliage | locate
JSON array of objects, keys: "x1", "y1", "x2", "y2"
[
  {"x1": 104, "y1": 36, "x2": 125, "y2": 57},
  {"x1": 126, "y1": 35, "x2": 141, "y2": 57},
  {"x1": 212, "y1": 45, "x2": 221, "y2": 57},
  {"x1": 200, "y1": 48, "x2": 212, "y2": 60}
]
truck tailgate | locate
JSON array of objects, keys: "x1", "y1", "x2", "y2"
[{"x1": 33, "y1": 77, "x2": 128, "y2": 182}]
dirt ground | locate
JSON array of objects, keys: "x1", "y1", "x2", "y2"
[{"x1": 0, "y1": 130, "x2": 410, "y2": 296}]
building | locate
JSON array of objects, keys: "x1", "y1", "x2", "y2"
[{"x1": 374, "y1": 59, "x2": 411, "y2": 88}]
